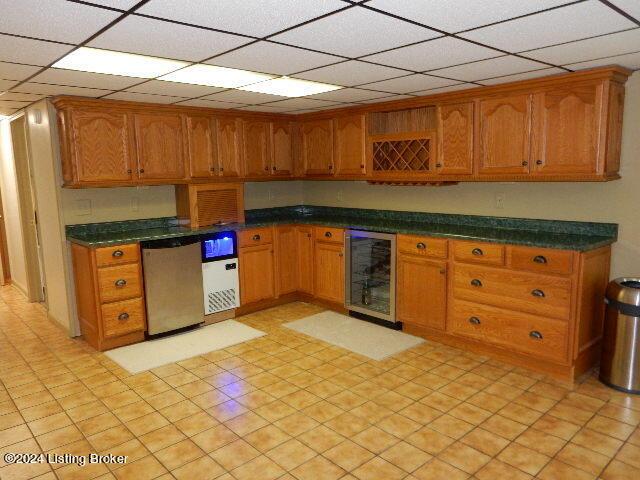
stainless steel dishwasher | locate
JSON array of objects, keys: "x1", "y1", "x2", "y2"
[{"x1": 141, "y1": 235, "x2": 204, "y2": 336}]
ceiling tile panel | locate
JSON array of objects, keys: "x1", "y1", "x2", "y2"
[
  {"x1": 238, "y1": 104, "x2": 293, "y2": 112},
  {"x1": 523, "y1": 28, "x2": 640, "y2": 65},
  {"x1": 0, "y1": 0, "x2": 120, "y2": 43},
  {"x1": 271, "y1": 7, "x2": 440, "y2": 57},
  {"x1": 564, "y1": 51, "x2": 640, "y2": 71},
  {"x1": 478, "y1": 67, "x2": 565, "y2": 85},
  {"x1": 0, "y1": 106, "x2": 18, "y2": 115},
  {"x1": 138, "y1": 0, "x2": 345, "y2": 37},
  {"x1": 410, "y1": 83, "x2": 479, "y2": 96},
  {"x1": 0, "y1": 34, "x2": 73, "y2": 67},
  {"x1": 460, "y1": 1, "x2": 636, "y2": 52},
  {"x1": 89, "y1": 15, "x2": 250, "y2": 61},
  {"x1": 103, "y1": 91, "x2": 187, "y2": 103},
  {"x1": 0, "y1": 62, "x2": 41, "y2": 81},
  {"x1": 0, "y1": 79, "x2": 19, "y2": 91},
  {"x1": 0, "y1": 92, "x2": 45, "y2": 102},
  {"x1": 367, "y1": 0, "x2": 574, "y2": 33},
  {"x1": 174, "y1": 99, "x2": 245, "y2": 108},
  {"x1": 359, "y1": 74, "x2": 458, "y2": 94},
  {"x1": 357, "y1": 94, "x2": 415, "y2": 103},
  {"x1": 363, "y1": 37, "x2": 502, "y2": 72},
  {"x1": 30, "y1": 68, "x2": 142, "y2": 90},
  {"x1": 0, "y1": 100, "x2": 30, "y2": 109},
  {"x1": 294, "y1": 61, "x2": 406, "y2": 87},
  {"x1": 206, "y1": 42, "x2": 342, "y2": 75},
  {"x1": 306, "y1": 87, "x2": 392, "y2": 102},
  {"x1": 12, "y1": 82, "x2": 112, "y2": 97},
  {"x1": 261, "y1": 98, "x2": 342, "y2": 109},
  {"x1": 83, "y1": 0, "x2": 141, "y2": 9},
  {"x1": 202, "y1": 90, "x2": 288, "y2": 104},
  {"x1": 608, "y1": 0, "x2": 640, "y2": 21},
  {"x1": 126, "y1": 80, "x2": 226, "y2": 97},
  {"x1": 430, "y1": 55, "x2": 549, "y2": 82}
]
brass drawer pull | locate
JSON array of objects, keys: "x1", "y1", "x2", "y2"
[
  {"x1": 416, "y1": 242, "x2": 426, "y2": 250},
  {"x1": 468, "y1": 316, "x2": 481, "y2": 325},
  {"x1": 531, "y1": 289, "x2": 545, "y2": 298},
  {"x1": 472, "y1": 248, "x2": 483, "y2": 256},
  {"x1": 114, "y1": 279, "x2": 127, "y2": 287},
  {"x1": 470, "y1": 279, "x2": 482, "y2": 287},
  {"x1": 112, "y1": 250, "x2": 124, "y2": 258},
  {"x1": 325, "y1": 231, "x2": 332, "y2": 238},
  {"x1": 529, "y1": 330, "x2": 543, "y2": 340},
  {"x1": 118, "y1": 313, "x2": 130, "y2": 321},
  {"x1": 252, "y1": 234, "x2": 261, "y2": 241},
  {"x1": 533, "y1": 255, "x2": 547, "y2": 264}
]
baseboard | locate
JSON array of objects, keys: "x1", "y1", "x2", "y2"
[
  {"x1": 47, "y1": 311, "x2": 72, "y2": 337},
  {"x1": 10, "y1": 281, "x2": 28, "y2": 299}
]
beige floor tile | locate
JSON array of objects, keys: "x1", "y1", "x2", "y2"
[
  {"x1": 616, "y1": 442, "x2": 640, "y2": 469},
  {"x1": 291, "y1": 455, "x2": 345, "y2": 480},
  {"x1": 323, "y1": 439, "x2": 374, "y2": 471},
  {"x1": 538, "y1": 459, "x2": 597, "y2": 480},
  {"x1": 191, "y1": 424, "x2": 238, "y2": 453},
  {"x1": 36, "y1": 425, "x2": 84, "y2": 451},
  {"x1": 253, "y1": 400, "x2": 296, "y2": 423},
  {"x1": 0, "y1": 412, "x2": 24, "y2": 430},
  {"x1": 106, "y1": 438, "x2": 150, "y2": 466},
  {"x1": 531, "y1": 414, "x2": 581, "y2": 440},
  {"x1": 298, "y1": 425, "x2": 345, "y2": 453},
  {"x1": 155, "y1": 438, "x2": 203, "y2": 470},
  {"x1": 460, "y1": 427, "x2": 509, "y2": 456},
  {"x1": 439, "y1": 442, "x2": 491, "y2": 474},
  {"x1": 407, "y1": 427, "x2": 455, "y2": 455},
  {"x1": 139, "y1": 424, "x2": 186, "y2": 452},
  {"x1": 428, "y1": 414, "x2": 474, "y2": 439},
  {"x1": 28, "y1": 412, "x2": 72, "y2": 436},
  {"x1": 113, "y1": 455, "x2": 167, "y2": 480},
  {"x1": 266, "y1": 438, "x2": 317, "y2": 471},
  {"x1": 274, "y1": 412, "x2": 320, "y2": 436},
  {"x1": 514, "y1": 427, "x2": 567, "y2": 456},
  {"x1": 244, "y1": 424, "x2": 291, "y2": 452},
  {"x1": 448, "y1": 402, "x2": 492, "y2": 426},
  {"x1": 231, "y1": 455, "x2": 286, "y2": 480},
  {"x1": 324, "y1": 412, "x2": 370, "y2": 437},
  {"x1": 587, "y1": 414, "x2": 635, "y2": 441},
  {"x1": 555, "y1": 442, "x2": 609, "y2": 475},
  {"x1": 209, "y1": 439, "x2": 260, "y2": 470},
  {"x1": 301, "y1": 400, "x2": 343, "y2": 423},
  {"x1": 475, "y1": 459, "x2": 532, "y2": 480},
  {"x1": 601, "y1": 459, "x2": 640, "y2": 479},
  {"x1": 87, "y1": 425, "x2": 134, "y2": 451},
  {"x1": 174, "y1": 411, "x2": 218, "y2": 437},
  {"x1": 380, "y1": 440, "x2": 431, "y2": 473},
  {"x1": 497, "y1": 443, "x2": 551, "y2": 476},
  {"x1": 412, "y1": 458, "x2": 469, "y2": 480},
  {"x1": 571, "y1": 427, "x2": 623, "y2": 457},
  {"x1": 352, "y1": 457, "x2": 405, "y2": 480},
  {"x1": 172, "y1": 455, "x2": 225, "y2": 480}
]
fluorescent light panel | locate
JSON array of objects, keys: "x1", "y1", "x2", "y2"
[
  {"x1": 160, "y1": 64, "x2": 274, "y2": 88},
  {"x1": 240, "y1": 76, "x2": 342, "y2": 97},
  {"x1": 53, "y1": 47, "x2": 188, "y2": 78}
]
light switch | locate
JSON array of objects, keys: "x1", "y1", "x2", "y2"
[
  {"x1": 76, "y1": 199, "x2": 91, "y2": 216},
  {"x1": 495, "y1": 192, "x2": 506, "y2": 209}
]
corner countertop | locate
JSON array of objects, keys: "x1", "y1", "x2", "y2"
[{"x1": 65, "y1": 206, "x2": 617, "y2": 251}]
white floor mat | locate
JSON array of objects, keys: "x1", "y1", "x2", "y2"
[
  {"x1": 105, "y1": 320, "x2": 266, "y2": 374},
  {"x1": 284, "y1": 311, "x2": 425, "y2": 361}
]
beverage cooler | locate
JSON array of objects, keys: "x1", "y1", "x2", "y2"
[{"x1": 345, "y1": 230, "x2": 397, "y2": 327}]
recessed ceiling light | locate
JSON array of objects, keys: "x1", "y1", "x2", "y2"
[
  {"x1": 159, "y1": 64, "x2": 275, "y2": 88},
  {"x1": 53, "y1": 47, "x2": 188, "y2": 78},
  {"x1": 240, "y1": 76, "x2": 342, "y2": 97}
]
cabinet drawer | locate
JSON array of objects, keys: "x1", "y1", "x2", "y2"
[
  {"x1": 453, "y1": 241, "x2": 505, "y2": 266},
  {"x1": 508, "y1": 246, "x2": 574, "y2": 275},
  {"x1": 95, "y1": 244, "x2": 139, "y2": 267},
  {"x1": 450, "y1": 299, "x2": 569, "y2": 364},
  {"x1": 314, "y1": 227, "x2": 344, "y2": 244},
  {"x1": 238, "y1": 228, "x2": 273, "y2": 247},
  {"x1": 397, "y1": 235, "x2": 447, "y2": 259},
  {"x1": 97, "y1": 263, "x2": 142, "y2": 303},
  {"x1": 453, "y1": 264, "x2": 572, "y2": 320},
  {"x1": 101, "y1": 298, "x2": 145, "y2": 338}
]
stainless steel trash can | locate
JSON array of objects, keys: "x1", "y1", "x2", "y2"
[{"x1": 600, "y1": 278, "x2": 640, "y2": 393}]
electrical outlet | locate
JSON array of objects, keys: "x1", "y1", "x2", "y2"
[
  {"x1": 131, "y1": 197, "x2": 139, "y2": 212},
  {"x1": 337, "y1": 188, "x2": 343, "y2": 203},
  {"x1": 495, "y1": 192, "x2": 506, "y2": 209},
  {"x1": 76, "y1": 199, "x2": 91, "y2": 216}
]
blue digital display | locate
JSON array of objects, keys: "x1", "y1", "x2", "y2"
[{"x1": 201, "y1": 231, "x2": 237, "y2": 262}]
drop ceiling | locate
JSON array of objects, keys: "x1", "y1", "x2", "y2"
[{"x1": 0, "y1": 0, "x2": 639, "y2": 117}]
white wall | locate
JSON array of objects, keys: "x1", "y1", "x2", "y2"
[
  {"x1": 0, "y1": 116, "x2": 29, "y2": 294},
  {"x1": 303, "y1": 72, "x2": 640, "y2": 280}
]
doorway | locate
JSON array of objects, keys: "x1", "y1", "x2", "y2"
[
  {"x1": 0, "y1": 186, "x2": 10, "y2": 284},
  {"x1": 10, "y1": 115, "x2": 45, "y2": 303}
]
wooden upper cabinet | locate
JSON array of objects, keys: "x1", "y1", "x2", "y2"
[
  {"x1": 134, "y1": 113, "x2": 186, "y2": 181},
  {"x1": 334, "y1": 114, "x2": 366, "y2": 176},
  {"x1": 68, "y1": 108, "x2": 135, "y2": 184},
  {"x1": 271, "y1": 122, "x2": 294, "y2": 177},
  {"x1": 186, "y1": 115, "x2": 216, "y2": 178},
  {"x1": 243, "y1": 119, "x2": 271, "y2": 177},
  {"x1": 478, "y1": 94, "x2": 532, "y2": 176},
  {"x1": 216, "y1": 117, "x2": 243, "y2": 177},
  {"x1": 301, "y1": 119, "x2": 334, "y2": 176},
  {"x1": 436, "y1": 102, "x2": 473, "y2": 175},
  {"x1": 531, "y1": 85, "x2": 601, "y2": 176}
]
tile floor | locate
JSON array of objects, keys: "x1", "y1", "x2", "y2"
[{"x1": 1, "y1": 284, "x2": 640, "y2": 480}]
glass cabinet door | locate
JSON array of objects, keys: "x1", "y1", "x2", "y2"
[{"x1": 348, "y1": 235, "x2": 392, "y2": 316}]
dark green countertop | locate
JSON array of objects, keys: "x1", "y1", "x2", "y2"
[{"x1": 66, "y1": 206, "x2": 617, "y2": 251}]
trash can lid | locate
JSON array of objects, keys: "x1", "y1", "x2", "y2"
[{"x1": 606, "y1": 277, "x2": 640, "y2": 307}]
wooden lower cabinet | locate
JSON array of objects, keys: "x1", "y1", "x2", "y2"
[
  {"x1": 239, "y1": 234, "x2": 276, "y2": 305},
  {"x1": 71, "y1": 243, "x2": 146, "y2": 351},
  {"x1": 314, "y1": 240, "x2": 345, "y2": 304},
  {"x1": 397, "y1": 253, "x2": 447, "y2": 331},
  {"x1": 275, "y1": 225, "x2": 298, "y2": 296},
  {"x1": 297, "y1": 226, "x2": 314, "y2": 295}
]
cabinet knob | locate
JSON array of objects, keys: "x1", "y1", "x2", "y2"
[
  {"x1": 416, "y1": 242, "x2": 426, "y2": 250},
  {"x1": 114, "y1": 279, "x2": 127, "y2": 288},
  {"x1": 112, "y1": 250, "x2": 124, "y2": 258},
  {"x1": 470, "y1": 279, "x2": 482, "y2": 287},
  {"x1": 272, "y1": 166, "x2": 277, "y2": 171},
  {"x1": 531, "y1": 289, "x2": 545, "y2": 298},
  {"x1": 307, "y1": 233, "x2": 311, "y2": 238},
  {"x1": 468, "y1": 316, "x2": 481, "y2": 325},
  {"x1": 210, "y1": 167, "x2": 215, "y2": 172},
  {"x1": 328, "y1": 165, "x2": 333, "y2": 170},
  {"x1": 472, "y1": 248, "x2": 483, "y2": 256},
  {"x1": 139, "y1": 169, "x2": 144, "y2": 174},
  {"x1": 522, "y1": 161, "x2": 528, "y2": 166},
  {"x1": 264, "y1": 166, "x2": 269, "y2": 171},
  {"x1": 439, "y1": 269, "x2": 446, "y2": 275},
  {"x1": 338, "y1": 252, "x2": 344, "y2": 257},
  {"x1": 324, "y1": 231, "x2": 332, "y2": 238},
  {"x1": 529, "y1": 330, "x2": 543, "y2": 340},
  {"x1": 126, "y1": 169, "x2": 132, "y2": 174},
  {"x1": 436, "y1": 163, "x2": 442, "y2": 168},
  {"x1": 220, "y1": 167, "x2": 224, "y2": 172},
  {"x1": 533, "y1": 255, "x2": 547, "y2": 264},
  {"x1": 360, "y1": 164, "x2": 365, "y2": 169},
  {"x1": 118, "y1": 312, "x2": 130, "y2": 321},
  {"x1": 536, "y1": 160, "x2": 543, "y2": 165},
  {"x1": 252, "y1": 234, "x2": 261, "y2": 241}
]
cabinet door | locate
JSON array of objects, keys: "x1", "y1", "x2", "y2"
[
  {"x1": 314, "y1": 242, "x2": 344, "y2": 304},
  {"x1": 275, "y1": 225, "x2": 298, "y2": 296},
  {"x1": 216, "y1": 117, "x2": 243, "y2": 177},
  {"x1": 334, "y1": 114, "x2": 366, "y2": 176},
  {"x1": 297, "y1": 226, "x2": 314, "y2": 295},
  {"x1": 243, "y1": 120, "x2": 271, "y2": 177},
  {"x1": 70, "y1": 109, "x2": 135, "y2": 184},
  {"x1": 272, "y1": 122, "x2": 293, "y2": 177},
  {"x1": 239, "y1": 244, "x2": 275, "y2": 305},
  {"x1": 302, "y1": 119, "x2": 334, "y2": 176},
  {"x1": 532, "y1": 85, "x2": 601, "y2": 175},
  {"x1": 436, "y1": 102, "x2": 473, "y2": 175},
  {"x1": 186, "y1": 115, "x2": 216, "y2": 178},
  {"x1": 134, "y1": 113, "x2": 186, "y2": 181},
  {"x1": 396, "y1": 254, "x2": 447, "y2": 330},
  {"x1": 478, "y1": 94, "x2": 532, "y2": 175}
]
